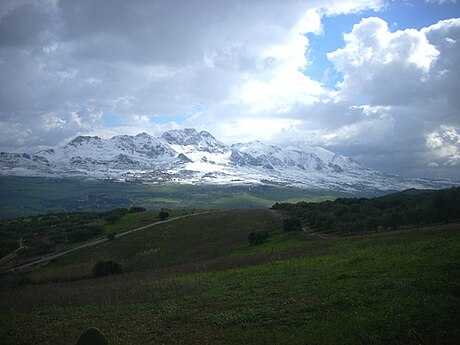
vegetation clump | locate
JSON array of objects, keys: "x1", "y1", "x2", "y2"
[
  {"x1": 68, "y1": 225, "x2": 104, "y2": 242},
  {"x1": 283, "y1": 217, "x2": 302, "y2": 232},
  {"x1": 275, "y1": 187, "x2": 460, "y2": 235},
  {"x1": 248, "y1": 231, "x2": 269, "y2": 245},
  {"x1": 76, "y1": 327, "x2": 108, "y2": 345},
  {"x1": 92, "y1": 260, "x2": 123, "y2": 277},
  {"x1": 128, "y1": 206, "x2": 146, "y2": 213},
  {"x1": 106, "y1": 232, "x2": 116, "y2": 241},
  {"x1": 158, "y1": 210, "x2": 169, "y2": 221},
  {"x1": 104, "y1": 208, "x2": 128, "y2": 224}
]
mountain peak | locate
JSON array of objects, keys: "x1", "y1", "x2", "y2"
[
  {"x1": 161, "y1": 128, "x2": 200, "y2": 146},
  {"x1": 1, "y1": 128, "x2": 454, "y2": 193},
  {"x1": 161, "y1": 128, "x2": 225, "y2": 151},
  {"x1": 67, "y1": 136, "x2": 102, "y2": 147}
]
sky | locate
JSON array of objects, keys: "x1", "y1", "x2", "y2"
[{"x1": 0, "y1": 0, "x2": 459, "y2": 180}]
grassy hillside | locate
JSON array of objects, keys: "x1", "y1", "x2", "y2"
[
  {"x1": 0, "y1": 210, "x2": 459, "y2": 345},
  {"x1": 0, "y1": 176, "x2": 357, "y2": 219}
]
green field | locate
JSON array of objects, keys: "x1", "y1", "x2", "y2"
[
  {"x1": 0, "y1": 176, "x2": 358, "y2": 219},
  {"x1": 0, "y1": 210, "x2": 459, "y2": 345}
]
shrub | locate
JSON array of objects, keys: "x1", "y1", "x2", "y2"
[
  {"x1": 76, "y1": 327, "x2": 108, "y2": 345},
  {"x1": 104, "y1": 208, "x2": 128, "y2": 223},
  {"x1": 128, "y1": 206, "x2": 146, "y2": 213},
  {"x1": 93, "y1": 260, "x2": 123, "y2": 277},
  {"x1": 68, "y1": 225, "x2": 103, "y2": 242},
  {"x1": 107, "y1": 232, "x2": 116, "y2": 241},
  {"x1": 283, "y1": 217, "x2": 302, "y2": 232},
  {"x1": 248, "y1": 231, "x2": 269, "y2": 245},
  {"x1": 158, "y1": 210, "x2": 169, "y2": 221}
]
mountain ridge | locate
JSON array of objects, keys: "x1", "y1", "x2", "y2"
[{"x1": 0, "y1": 128, "x2": 456, "y2": 193}]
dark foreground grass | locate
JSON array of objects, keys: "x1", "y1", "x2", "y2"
[{"x1": 0, "y1": 214, "x2": 459, "y2": 345}]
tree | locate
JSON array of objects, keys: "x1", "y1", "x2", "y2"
[
  {"x1": 76, "y1": 327, "x2": 108, "y2": 345},
  {"x1": 283, "y1": 217, "x2": 301, "y2": 232},
  {"x1": 93, "y1": 260, "x2": 123, "y2": 277},
  {"x1": 104, "y1": 208, "x2": 128, "y2": 224},
  {"x1": 129, "y1": 206, "x2": 146, "y2": 213},
  {"x1": 158, "y1": 210, "x2": 169, "y2": 221},
  {"x1": 107, "y1": 232, "x2": 116, "y2": 241},
  {"x1": 248, "y1": 231, "x2": 269, "y2": 245}
]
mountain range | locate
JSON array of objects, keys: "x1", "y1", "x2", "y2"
[{"x1": 0, "y1": 128, "x2": 454, "y2": 193}]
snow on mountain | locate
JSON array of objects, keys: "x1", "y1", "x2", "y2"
[{"x1": 0, "y1": 128, "x2": 455, "y2": 192}]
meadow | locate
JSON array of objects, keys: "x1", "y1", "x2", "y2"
[
  {"x1": 0, "y1": 176, "x2": 356, "y2": 219},
  {"x1": 0, "y1": 209, "x2": 459, "y2": 345}
]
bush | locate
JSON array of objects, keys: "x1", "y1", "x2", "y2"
[
  {"x1": 22, "y1": 241, "x2": 55, "y2": 255},
  {"x1": 93, "y1": 260, "x2": 123, "y2": 277},
  {"x1": 248, "y1": 231, "x2": 269, "y2": 245},
  {"x1": 283, "y1": 217, "x2": 302, "y2": 232},
  {"x1": 107, "y1": 232, "x2": 116, "y2": 241},
  {"x1": 76, "y1": 327, "x2": 108, "y2": 345},
  {"x1": 68, "y1": 225, "x2": 104, "y2": 242},
  {"x1": 104, "y1": 208, "x2": 128, "y2": 223},
  {"x1": 158, "y1": 210, "x2": 169, "y2": 221},
  {"x1": 128, "y1": 206, "x2": 146, "y2": 213}
]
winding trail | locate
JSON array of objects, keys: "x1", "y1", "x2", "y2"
[{"x1": 2, "y1": 211, "x2": 214, "y2": 273}]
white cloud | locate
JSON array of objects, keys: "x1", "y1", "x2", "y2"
[
  {"x1": 1, "y1": 0, "x2": 459, "y2": 179},
  {"x1": 426, "y1": 126, "x2": 460, "y2": 167},
  {"x1": 425, "y1": 0, "x2": 457, "y2": 4},
  {"x1": 328, "y1": 17, "x2": 440, "y2": 105}
]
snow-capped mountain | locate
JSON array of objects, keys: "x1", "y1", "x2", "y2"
[{"x1": 0, "y1": 128, "x2": 454, "y2": 193}]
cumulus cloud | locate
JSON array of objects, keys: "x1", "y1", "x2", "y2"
[
  {"x1": 328, "y1": 17, "x2": 439, "y2": 105},
  {"x1": 306, "y1": 17, "x2": 460, "y2": 178},
  {"x1": 0, "y1": 0, "x2": 459, "y2": 179},
  {"x1": 426, "y1": 126, "x2": 460, "y2": 167}
]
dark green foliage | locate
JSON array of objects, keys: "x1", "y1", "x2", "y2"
[
  {"x1": 158, "y1": 210, "x2": 169, "y2": 221},
  {"x1": 274, "y1": 187, "x2": 460, "y2": 235},
  {"x1": 248, "y1": 231, "x2": 269, "y2": 245},
  {"x1": 128, "y1": 206, "x2": 146, "y2": 213},
  {"x1": 76, "y1": 327, "x2": 108, "y2": 345},
  {"x1": 449, "y1": 282, "x2": 460, "y2": 298},
  {"x1": 270, "y1": 202, "x2": 281, "y2": 210},
  {"x1": 283, "y1": 217, "x2": 302, "y2": 232},
  {"x1": 68, "y1": 225, "x2": 104, "y2": 242},
  {"x1": 106, "y1": 232, "x2": 116, "y2": 241},
  {"x1": 104, "y1": 208, "x2": 128, "y2": 224},
  {"x1": 21, "y1": 241, "x2": 55, "y2": 256},
  {"x1": 92, "y1": 260, "x2": 123, "y2": 277}
]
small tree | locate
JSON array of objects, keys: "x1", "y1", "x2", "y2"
[
  {"x1": 283, "y1": 217, "x2": 301, "y2": 232},
  {"x1": 76, "y1": 327, "x2": 108, "y2": 345},
  {"x1": 129, "y1": 206, "x2": 146, "y2": 213},
  {"x1": 248, "y1": 231, "x2": 269, "y2": 245},
  {"x1": 158, "y1": 210, "x2": 169, "y2": 221},
  {"x1": 107, "y1": 232, "x2": 116, "y2": 241},
  {"x1": 93, "y1": 260, "x2": 123, "y2": 277}
]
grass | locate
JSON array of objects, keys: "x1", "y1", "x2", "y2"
[
  {"x1": 0, "y1": 176, "x2": 362, "y2": 219},
  {"x1": 0, "y1": 211, "x2": 458, "y2": 345}
]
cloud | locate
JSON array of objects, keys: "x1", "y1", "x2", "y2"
[
  {"x1": 295, "y1": 16, "x2": 460, "y2": 179},
  {"x1": 1, "y1": 0, "x2": 459, "y2": 179},
  {"x1": 328, "y1": 17, "x2": 439, "y2": 105},
  {"x1": 426, "y1": 125, "x2": 460, "y2": 167},
  {"x1": 425, "y1": 0, "x2": 457, "y2": 4}
]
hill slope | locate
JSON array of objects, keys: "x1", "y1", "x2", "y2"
[{"x1": 0, "y1": 210, "x2": 458, "y2": 345}]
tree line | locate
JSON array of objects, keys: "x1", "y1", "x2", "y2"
[{"x1": 272, "y1": 187, "x2": 460, "y2": 235}]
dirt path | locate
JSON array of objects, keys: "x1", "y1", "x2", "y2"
[
  {"x1": 2, "y1": 211, "x2": 214, "y2": 273},
  {"x1": 302, "y1": 227, "x2": 330, "y2": 240}
]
